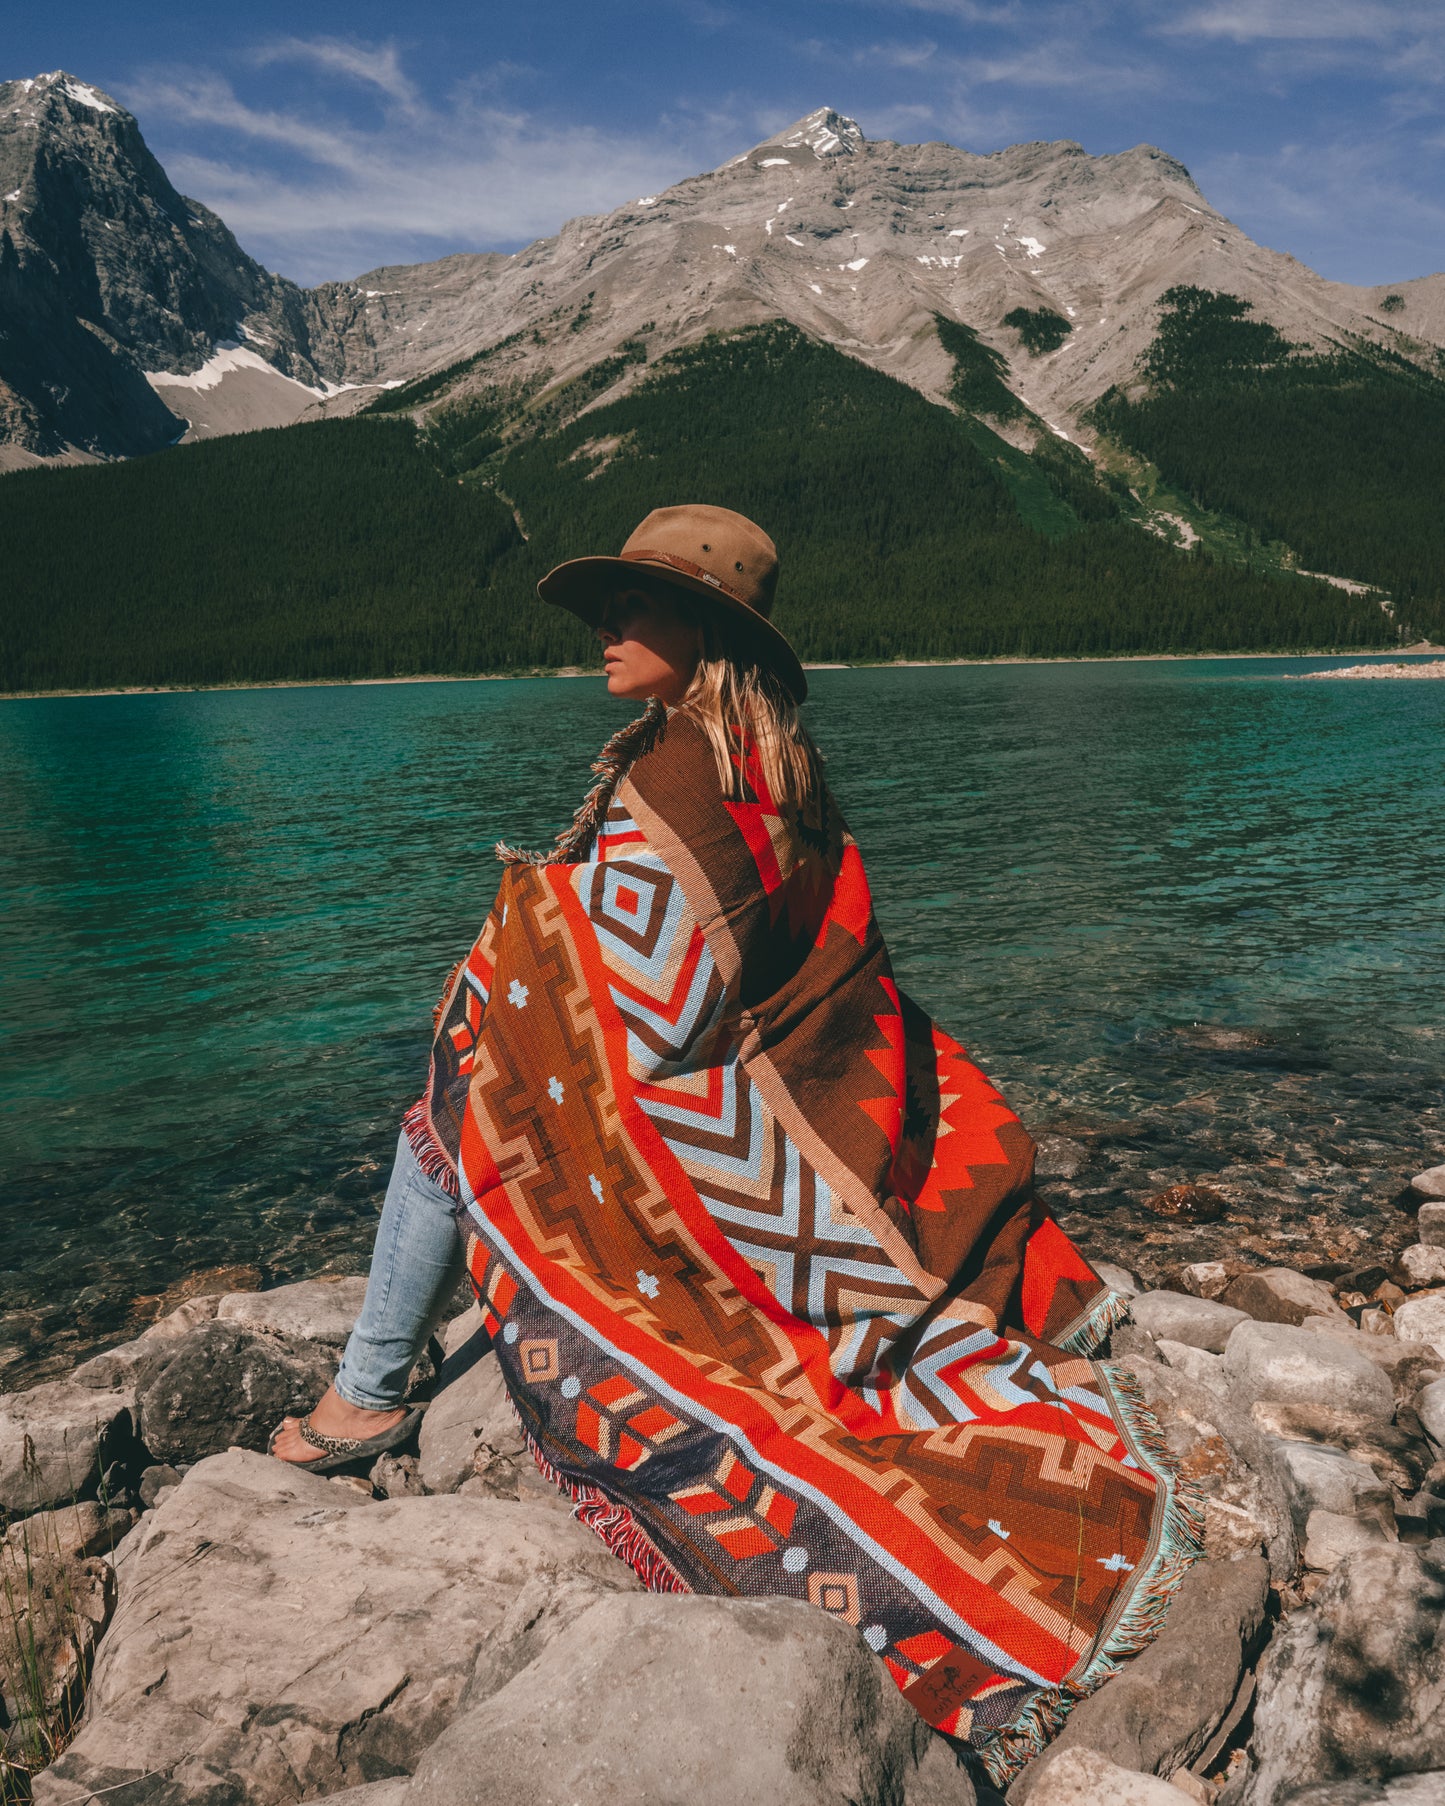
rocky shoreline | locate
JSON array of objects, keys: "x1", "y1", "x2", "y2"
[{"x1": 5, "y1": 1164, "x2": 1445, "y2": 1805}]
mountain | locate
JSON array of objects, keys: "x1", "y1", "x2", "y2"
[
  {"x1": 4, "y1": 85, "x2": 1441, "y2": 469},
  {"x1": 298, "y1": 103, "x2": 1445, "y2": 452},
  {"x1": 0, "y1": 71, "x2": 350, "y2": 462},
  {"x1": 3, "y1": 83, "x2": 1444, "y2": 686}
]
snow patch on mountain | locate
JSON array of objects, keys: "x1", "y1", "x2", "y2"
[
  {"x1": 145, "y1": 343, "x2": 326, "y2": 397},
  {"x1": 61, "y1": 79, "x2": 116, "y2": 114}
]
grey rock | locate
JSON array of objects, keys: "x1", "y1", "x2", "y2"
[
  {"x1": 1036, "y1": 1135, "x2": 1090, "y2": 1181},
  {"x1": 1221, "y1": 1267, "x2": 1349, "y2": 1328},
  {"x1": 369, "y1": 1453, "x2": 427, "y2": 1498},
  {"x1": 1399, "y1": 1247, "x2": 1445, "y2": 1288},
  {"x1": 1411, "y1": 1167, "x2": 1445, "y2": 1202},
  {"x1": 303, "y1": 1785, "x2": 413, "y2": 1806},
  {"x1": 1223, "y1": 1321, "x2": 1396, "y2": 1423},
  {"x1": 2, "y1": 1500, "x2": 134, "y2": 1561},
  {"x1": 1093, "y1": 1260, "x2": 1140, "y2": 1299},
  {"x1": 1132, "y1": 1290, "x2": 1247, "y2": 1353},
  {"x1": 1155, "y1": 1340, "x2": 1230, "y2": 1396},
  {"x1": 1420, "y1": 1204, "x2": 1445, "y2": 1247},
  {"x1": 1269, "y1": 1438, "x2": 1394, "y2": 1535},
  {"x1": 215, "y1": 1275, "x2": 368, "y2": 1346},
  {"x1": 103, "y1": 1511, "x2": 153, "y2": 1603},
  {"x1": 1129, "y1": 1361, "x2": 1297, "y2": 1578},
  {"x1": 137, "y1": 1463, "x2": 182, "y2": 1508},
  {"x1": 418, "y1": 1337, "x2": 530, "y2": 1498},
  {"x1": 1239, "y1": 1542, "x2": 1445, "y2": 1804},
  {"x1": 398, "y1": 1592, "x2": 971, "y2": 1806},
  {"x1": 70, "y1": 1295, "x2": 223, "y2": 1389},
  {"x1": 1418, "y1": 1379, "x2": 1445, "y2": 1447},
  {"x1": 1250, "y1": 1400, "x2": 1430, "y2": 1492},
  {"x1": 0, "y1": 1378, "x2": 136, "y2": 1515},
  {"x1": 1304, "y1": 1508, "x2": 1394, "y2": 1572},
  {"x1": 1297, "y1": 1321, "x2": 1445, "y2": 1418},
  {"x1": 133, "y1": 1320, "x2": 338, "y2": 1464},
  {"x1": 1023, "y1": 1750, "x2": 1198, "y2": 1804},
  {"x1": 1395, "y1": 1298, "x2": 1445, "y2": 1363},
  {"x1": 1177, "y1": 1261, "x2": 1245, "y2": 1301},
  {"x1": 1009, "y1": 1555, "x2": 1266, "y2": 1803},
  {"x1": 1282, "y1": 1779, "x2": 1445, "y2": 1805},
  {"x1": 1111, "y1": 1322, "x2": 1163, "y2": 1366},
  {"x1": 33, "y1": 1448, "x2": 641, "y2": 1806}
]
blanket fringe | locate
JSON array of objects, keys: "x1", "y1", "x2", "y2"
[
  {"x1": 977, "y1": 1356, "x2": 1206, "y2": 1788},
  {"x1": 1057, "y1": 1285, "x2": 1132, "y2": 1358},
  {"x1": 497, "y1": 698, "x2": 668, "y2": 867},
  {"x1": 516, "y1": 1411, "x2": 691, "y2": 1597},
  {"x1": 400, "y1": 1097, "x2": 461, "y2": 1198}
]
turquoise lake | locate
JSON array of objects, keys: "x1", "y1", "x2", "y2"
[{"x1": 3, "y1": 658, "x2": 1443, "y2": 1382}]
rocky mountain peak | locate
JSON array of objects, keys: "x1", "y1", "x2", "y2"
[
  {"x1": 0, "y1": 70, "x2": 355, "y2": 461},
  {"x1": 745, "y1": 106, "x2": 865, "y2": 166},
  {"x1": 3, "y1": 69, "x2": 125, "y2": 123},
  {"x1": 2, "y1": 74, "x2": 1437, "y2": 471}
]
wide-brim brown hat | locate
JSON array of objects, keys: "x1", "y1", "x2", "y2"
[{"x1": 537, "y1": 503, "x2": 807, "y2": 703}]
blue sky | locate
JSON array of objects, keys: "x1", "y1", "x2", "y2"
[{"x1": 11, "y1": 2, "x2": 1444, "y2": 287}]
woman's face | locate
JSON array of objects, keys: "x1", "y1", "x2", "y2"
[{"x1": 597, "y1": 586, "x2": 701, "y2": 705}]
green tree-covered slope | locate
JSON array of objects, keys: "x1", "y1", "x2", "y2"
[
  {"x1": 1090, "y1": 287, "x2": 1445, "y2": 642},
  {"x1": 0, "y1": 321, "x2": 1391, "y2": 692}
]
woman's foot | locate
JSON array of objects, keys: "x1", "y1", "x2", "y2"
[{"x1": 269, "y1": 1383, "x2": 408, "y2": 1465}]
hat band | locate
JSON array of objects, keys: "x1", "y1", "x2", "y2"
[{"x1": 621, "y1": 548, "x2": 753, "y2": 609}]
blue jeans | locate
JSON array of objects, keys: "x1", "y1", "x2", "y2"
[{"x1": 334, "y1": 1132, "x2": 467, "y2": 1410}]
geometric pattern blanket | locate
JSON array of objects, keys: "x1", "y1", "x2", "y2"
[{"x1": 405, "y1": 703, "x2": 1200, "y2": 1786}]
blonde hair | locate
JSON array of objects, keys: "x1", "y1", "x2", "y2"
[{"x1": 677, "y1": 612, "x2": 826, "y2": 826}]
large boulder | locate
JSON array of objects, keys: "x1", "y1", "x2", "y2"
[
  {"x1": 69, "y1": 1297, "x2": 222, "y2": 1389},
  {"x1": 1396, "y1": 1247, "x2": 1445, "y2": 1290},
  {"x1": 215, "y1": 1276, "x2": 368, "y2": 1346},
  {"x1": 33, "y1": 1449, "x2": 642, "y2": 1806},
  {"x1": 1281, "y1": 1778, "x2": 1445, "y2": 1804},
  {"x1": 1022, "y1": 1750, "x2": 1199, "y2": 1804},
  {"x1": 1155, "y1": 1341, "x2": 1230, "y2": 1396},
  {"x1": 1129, "y1": 1361, "x2": 1297, "y2": 1579},
  {"x1": 1130, "y1": 1292, "x2": 1247, "y2": 1354},
  {"x1": 1250, "y1": 1401, "x2": 1430, "y2": 1492},
  {"x1": 416, "y1": 1312, "x2": 520, "y2": 1497},
  {"x1": 1393, "y1": 1297, "x2": 1445, "y2": 1364},
  {"x1": 0, "y1": 1379, "x2": 136, "y2": 1515},
  {"x1": 1417, "y1": 1378, "x2": 1445, "y2": 1448},
  {"x1": 1222, "y1": 1322, "x2": 1396, "y2": 1424},
  {"x1": 3, "y1": 1501, "x2": 134, "y2": 1562},
  {"x1": 395, "y1": 1593, "x2": 972, "y2": 1806},
  {"x1": 1303, "y1": 1509, "x2": 1394, "y2": 1573},
  {"x1": 1221, "y1": 1268, "x2": 1350, "y2": 1329},
  {"x1": 132, "y1": 1321, "x2": 339, "y2": 1463},
  {"x1": 1267, "y1": 1439, "x2": 1394, "y2": 1536},
  {"x1": 1008, "y1": 1555, "x2": 1267, "y2": 1803},
  {"x1": 1237, "y1": 1541, "x2": 1445, "y2": 1803}
]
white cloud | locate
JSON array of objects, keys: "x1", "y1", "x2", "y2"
[
  {"x1": 119, "y1": 51, "x2": 713, "y2": 284},
  {"x1": 858, "y1": 0, "x2": 1023, "y2": 20},
  {"x1": 248, "y1": 37, "x2": 421, "y2": 108},
  {"x1": 1164, "y1": 1, "x2": 1439, "y2": 42}
]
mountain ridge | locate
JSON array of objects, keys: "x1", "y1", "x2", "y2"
[{"x1": 3, "y1": 83, "x2": 1441, "y2": 467}]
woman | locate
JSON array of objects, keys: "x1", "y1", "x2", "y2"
[{"x1": 273, "y1": 504, "x2": 1198, "y2": 1788}]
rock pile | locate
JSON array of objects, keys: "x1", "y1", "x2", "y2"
[{"x1": 4, "y1": 1163, "x2": 1445, "y2": 1804}]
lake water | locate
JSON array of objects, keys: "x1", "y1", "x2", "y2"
[{"x1": 3, "y1": 658, "x2": 1443, "y2": 1384}]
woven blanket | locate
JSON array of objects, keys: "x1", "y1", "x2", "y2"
[{"x1": 405, "y1": 705, "x2": 1199, "y2": 1784}]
